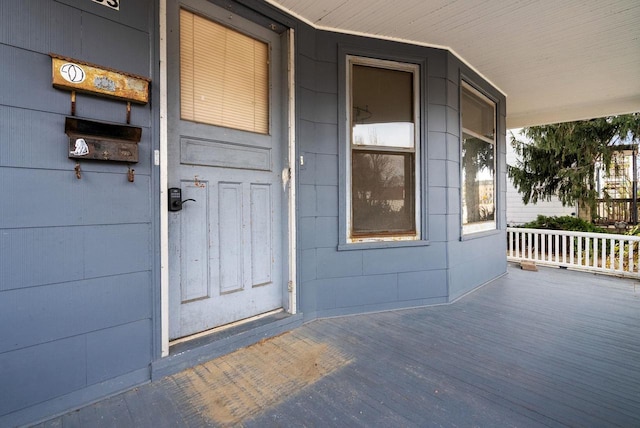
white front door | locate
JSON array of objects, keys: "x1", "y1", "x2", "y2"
[{"x1": 167, "y1": 0, "x2": 286, "y2": 340}]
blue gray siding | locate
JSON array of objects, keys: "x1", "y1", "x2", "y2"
[
  {"x1": 0, "y1": 0, "x2": 506, "y2": 425},
  {"x1": 294, "y1": 28, "x2": 507, "y2": 317},
  {"x1": 0, "y1": 0, "x2": 156, "y2": 425}
]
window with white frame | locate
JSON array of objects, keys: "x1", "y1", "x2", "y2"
[
  {"x1": 461, "y1": 81, "x2": 496, "y2": 234},
  {"x1": 347, "y1": 56, "x2": 420, "y2": 242}
]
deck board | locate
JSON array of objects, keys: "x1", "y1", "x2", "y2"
[{"x1": 32, "y1": 265, "x2": 640, "y2": 427}]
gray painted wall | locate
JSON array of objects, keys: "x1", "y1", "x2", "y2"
[
  {"x1": 293, "y1": 27, "x2": 507, "y2": 317},
  {"x1": 0, "y1": 0, "x2": 506, "y2": 424},
  {"x1": 0, "y1": 1, "x2": 156, "y2": 425}
]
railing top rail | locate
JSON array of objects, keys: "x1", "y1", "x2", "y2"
[{"x1": 506, "y1": 227, "x2": 640, "y2": 241}]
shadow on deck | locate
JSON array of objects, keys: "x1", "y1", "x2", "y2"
[{"x1": 34, "y1": 264, "x2": 640, "y2": 427}]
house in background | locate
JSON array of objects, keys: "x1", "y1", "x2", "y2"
[
  {"x1": 596, "y1": 146, "x2": 639, "y2": 225},
  {"x1": 1, "y1": 1, "x2": 638, "y2": 426},
  {"x1": 505, "y1": 129, "x2": 639, "y2": 227}
]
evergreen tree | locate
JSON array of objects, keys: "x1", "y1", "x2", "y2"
[{"x1": 508, "y1": 114, "x2": 640, "y2": 220}]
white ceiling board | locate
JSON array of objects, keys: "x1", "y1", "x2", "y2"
[{"x1": 267, "y1": 0, "x2": 640, "y2": 127}]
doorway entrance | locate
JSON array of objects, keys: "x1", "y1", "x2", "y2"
[{"x1": 166, "y1": 0, "x2": 288, "y2": 340}]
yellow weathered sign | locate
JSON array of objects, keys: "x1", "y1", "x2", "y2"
[{"x1": 50, "y1": 54, "x2": 149, "y2": 104}]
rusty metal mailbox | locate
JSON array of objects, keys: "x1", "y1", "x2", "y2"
[{"x1": 65, "y1": 117, "x2": 141, "y2": 163}]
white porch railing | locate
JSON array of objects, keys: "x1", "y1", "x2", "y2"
[{"x1": 507, "y1": 227, "x2": 640, "y2": 278}]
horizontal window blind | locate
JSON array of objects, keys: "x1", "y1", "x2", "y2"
[{"x1": 180, "y1": 9, "x2": 269, "y2": 134}]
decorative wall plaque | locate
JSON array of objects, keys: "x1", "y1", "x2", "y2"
[{"x1": 50, "y1": 54, "x2": 149, "y2": 104}]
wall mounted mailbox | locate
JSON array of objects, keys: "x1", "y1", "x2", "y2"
[
  {"x1": 65, "y1": 117, "x2": 141, "y2": 163},
  {"x1": 50, "y1": 54, "x2": 149, "y2": 104}
]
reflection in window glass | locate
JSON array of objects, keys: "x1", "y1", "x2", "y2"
[
  {"x1": 462, "y1": 134, "x2": 495, "y2": 224},
  {"x1": 348, "y1": 59, "x2": 419, "y2": 240},
  {"x1": 352, "y1": 65, "x2": 414, "y2": 148},
  {"x1": 461, "y1": 83, "x2": 496, "y2": 233},
  {"x1": 352, "y1": 152, "x2": 414, "y2": 235},
  {"x1": 352, "y1": 123, "x2": 414, "y2": 148}
]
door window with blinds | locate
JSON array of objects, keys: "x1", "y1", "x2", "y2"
[
  {"x1": 180, "y1": 9, "x2": 269, "y2": 134},
  {"x1": 347, "y1": 56, "x2": 420, "y2": 242}
]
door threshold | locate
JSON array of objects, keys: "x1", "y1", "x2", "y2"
[
  {"x1": 152, "y1": 310, "x2": 303, "y2": 380},
  {"x1": 169, "y1": 308, "x2": 285, "y2": 347}
]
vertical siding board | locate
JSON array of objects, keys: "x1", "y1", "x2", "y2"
[
  {"x1": 315, "y1": 216, "x2": 338, "y2": 248},
  {"x1": 298, "y1": 217, "x2": 316, "y2": 250},
  {"x1": 297, "y1": 119, "x2": 316, "y2": 153},
  {"x1": 316, "y1": 154, "x2": 338, "y2": 186},
  {"x1": 314, "y1": 123, "x2": 339, "y2": 155},
  {"x1": 427, "y1": 77, "x2": 447, "y2": 105},
  {"x1": 316, "y1": 185, "x2": 338, "y2": 216},
  {"x1": 428, "y1": 131, "x2": 447, "y2": 160},
  {"x1": 297, "y1": 54, "x2": 317, "y2": 91},
  {"x1": 428, "y1": 215, "x2": 447, "y2": 242},
  {"x1": 298, "y1": 152, "x2": 317, "y2": 185},
  {"x1": 428, "y1": 159, "x2": 447, "y2": 187}
]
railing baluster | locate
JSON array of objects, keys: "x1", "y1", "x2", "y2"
[
  {"x1": 569, "y1": 235, "x2": 575, "y2": 265},
  {"x1": 507, "y1": 229, "x2": 513, "y2": 257},
  {"x1": 506, "y1": 228, "x2": 640, "y2": 278},
  {"x1": 615, "y1": 238, "x2": 622, "y2": 273},
  {"x1": 577, "y1": 235, "x2": 582, "y2": 267}
]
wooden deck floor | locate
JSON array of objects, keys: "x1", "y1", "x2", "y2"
[{"x1": 35, "y1": 265, "x2": 640, "y2": 427}]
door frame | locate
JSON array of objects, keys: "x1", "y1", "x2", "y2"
[{"x1": 158, "y1": 0, "x2": 297, "y2": 357}]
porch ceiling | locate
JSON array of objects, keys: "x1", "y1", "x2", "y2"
[{"x1": 267, "y1": 0, "x2": 640, "y2": 128}]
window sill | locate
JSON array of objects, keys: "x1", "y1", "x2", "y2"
[
  {"x1": 338, "y1": 239, "x2": 430, "y2": 251},
  {"x1": 460, "y1": 228, "x2": 502, "y2": 241}
]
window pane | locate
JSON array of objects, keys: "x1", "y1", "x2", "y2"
[
  {"x1": 461, "y1": 86, "x2": 494, "y2": 141},
  {"x1": 353, "y1": 123, "x2": 414, "y2": 148},
  {"x1": 462, "y1": 134, "x2": 495, "y2": 225},
  {"x1": 180, "y1": 9, "x2": 269, "y2": 134},
  {"x1": 352, "y1": 65, "x2": 414, "y2": 148},
  {"x1": 352, "y1": 151, "x2": 415, "y2": 235}
]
